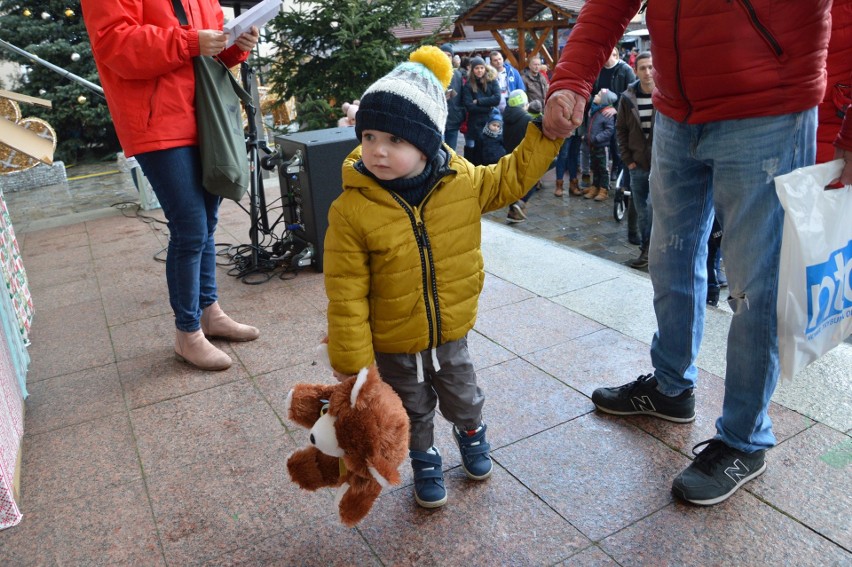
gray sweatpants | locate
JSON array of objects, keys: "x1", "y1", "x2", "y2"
[{"x1": 375, "y1": 336, "x2": 484, "y2": 452}]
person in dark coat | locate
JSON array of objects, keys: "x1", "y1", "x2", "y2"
[
  {"x1": 440, "y1": 43, "x2": 465, "y2": 153},
  {"x1": 462, "y1": 56, "x2": 500, "y2": 165},
  {"x1": 584, "y1": 88, "x2": 617, "y2": 201}
]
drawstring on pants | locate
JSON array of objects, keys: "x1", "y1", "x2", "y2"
[{"x1": 414, "y1": 348, "x2": 442, "y2": 383}]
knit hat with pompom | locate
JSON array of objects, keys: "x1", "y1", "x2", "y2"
[{"x1": 355, "y1": 45, "x2": 452, "y2": 159}]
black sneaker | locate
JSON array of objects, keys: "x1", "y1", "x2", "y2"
[
  {"x1": 591, "y1": 374, "x2": 695, "y2": 423},
  {"x1": 707, "y1": 287, "x2": 720, "y2": 307},
  {"x1": 507, "y1": 202, "x2": 526, "y2": 223},
  {"x1": 672, "y1": 439, "x2": 767, "y2": 505}
]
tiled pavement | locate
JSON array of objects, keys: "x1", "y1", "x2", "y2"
[{"x1": 0, "y1": 162, "x2": 849, "y2": 565}]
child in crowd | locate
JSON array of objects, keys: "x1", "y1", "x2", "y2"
[
  {"x1": 502, "y1": 89, "x2": 542, "y2": 222},
  {"x1": 584, "y1": 88, "x2": 618, "y2": 201},
  {"x1": 323, "y1": 46, "x2": 561, "y2": 509},
  {"x1": 479, "y1": 108, "x2": 507, "y2": 166}
]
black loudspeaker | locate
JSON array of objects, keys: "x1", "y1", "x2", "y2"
[{"x1": 274, "y1": 127, "x2": 359, "y2": 272}]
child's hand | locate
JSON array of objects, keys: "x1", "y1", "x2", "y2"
[
  {"x1": 332, "y1": 369, "x2": 353, "y2": 382},
  {"x1": 543, "y1": 89, "x2": 585, "y2": 140}
]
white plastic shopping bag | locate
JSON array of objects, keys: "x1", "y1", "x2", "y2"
[{"x1": 775, "y1": 159, "x2": 852, "y2": 382}]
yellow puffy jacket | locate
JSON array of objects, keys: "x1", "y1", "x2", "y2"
[{"x1": 324, "y1": 123, "x2": 561, "y2": 375}]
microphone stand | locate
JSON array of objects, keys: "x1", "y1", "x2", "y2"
[{"x1": 238, "y1": 61, "x2": 272, "y2": 280}]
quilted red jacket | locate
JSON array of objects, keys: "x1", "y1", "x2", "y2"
[
  {"x1": 81, "y1": 0, "x2": 249, "y2": 157},
  {"x1": 550, "y1": 0, "x2": 832, "y2": 125},
  {"x1": 818, "y1": 0, "x2": 852, "y2": 161}
]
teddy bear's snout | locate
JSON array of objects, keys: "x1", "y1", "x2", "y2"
[{"x1": 309, "y1": 433, "x2": 316, "y2": 445}]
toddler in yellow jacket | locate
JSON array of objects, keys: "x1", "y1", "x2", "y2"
[{"x1": 324, "y1": 46, "x2": 561, "y2": 509}]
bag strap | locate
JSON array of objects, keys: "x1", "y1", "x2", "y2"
[
  {"x1": 170, "y1": 0, "x2": 253, "y2": 111},
  {"x1": 171, "y1": 0, "x2": 189, "y2": 27}
]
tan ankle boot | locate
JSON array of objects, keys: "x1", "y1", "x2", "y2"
[
  {"x1": 201, "y1": 302, "x2": 260, "y2": 342},
  {"x1": 175, "y1": 329, "x2": 232, "y2": 371},
  {"x1": 594, "y1": 188, "x2": 609, "y2": 201},
  {"x1": 569, "y1": 179, "x2": 583, "y2": 195},
  {"x1": 584, "y1": 186, "x2": 600, "y2": 199},
  {"x1": 554, "y1": 179, "x2": 564, "y2": 197}
]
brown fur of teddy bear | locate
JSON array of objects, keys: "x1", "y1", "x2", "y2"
[{"x1": 285, "y1": 365, "x2": 409, "y2": 527}]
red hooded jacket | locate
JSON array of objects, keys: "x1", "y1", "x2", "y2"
[
  {"x1": 550, "y1": 0, "x2": 849, "y2": 151},
  {"x1": 81, "y1": 0, "x2": 249, "y2": 157}
]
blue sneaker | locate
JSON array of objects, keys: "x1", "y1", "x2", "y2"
[
  {"x1": 454, "y1": 423, "x2": 493, "y2": 480},
  {"x1": 410, "y1": 447, "x2": 447, "y2": 508}
]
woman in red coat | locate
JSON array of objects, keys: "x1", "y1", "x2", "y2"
[{"x1": 81, "y1": 0, "x2": 260, "y2": 370}]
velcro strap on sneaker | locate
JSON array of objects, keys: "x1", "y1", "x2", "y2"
[
  {"x1": 461, "y1": 442, "x2": 491, "y2": 456},
  {"x1": 412, "y1": 467, "x2": 444, "y2": 481}
]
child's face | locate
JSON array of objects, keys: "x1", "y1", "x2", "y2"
[
  {"x1": 361, "y1": 130, "x2": 427, "y2": 181},
  {"x1": 593, "y1": 92, "x2": 602, "y2": 105},
  {"x1": 487, "y1": 121, "x2": 501, "y2": 133},
  {"x1": 472, "y1": 65, "x2": 485, "y2": 78}
]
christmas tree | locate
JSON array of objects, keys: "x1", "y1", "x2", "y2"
[
  {"x1": 0, "y1": 1, "x2": 118, "y2": 163},
  {"x1": 263, "y1": 0, "x2": 439, "y2": 130}
]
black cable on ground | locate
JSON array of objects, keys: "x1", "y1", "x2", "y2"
[{"x1": 116, "y1": 196, "x2": 308, "y2": 284}]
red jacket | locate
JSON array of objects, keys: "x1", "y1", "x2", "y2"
[
  {"x1": 550, "y1": 1, "x2": 832, "y2": 126},
  {"x1": 81, "y1": 0, "x2": 249, "y2": 157},
  {"x1": 818, "y1": 0, "x2": 852, "y2": 161}
]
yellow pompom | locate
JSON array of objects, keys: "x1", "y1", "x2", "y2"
[{"x1": 409, "y1": 45, "x2": 453, "y2": 90}]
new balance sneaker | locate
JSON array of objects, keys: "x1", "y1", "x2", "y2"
[
  {"x1": 454, "y1": 423, "x2": 493, "y2": 480},
  {"x1": 410, "y1": 447, "x2": 447, "y2": 508},
  {"x1": 591, "y1": 374, "x2": 696, "y2": 423},
  {"x1": 672, "y1": 439, "x2": 767, "y2": 506}
]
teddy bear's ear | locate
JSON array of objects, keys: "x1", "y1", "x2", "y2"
[
  {"x1": 349, "y1": 366, "x2": 377, "y2": 408},
  {"x1": 286, "y1": 383, "x2": 337, "y2": 428}
]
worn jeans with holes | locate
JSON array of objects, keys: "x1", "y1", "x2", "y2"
[
  {"x1": 135, "y1": 146, "x2": 221, "y2": 332},
  {"x1": 648, "y1": 109, "x2": 816, "y2": 453}
]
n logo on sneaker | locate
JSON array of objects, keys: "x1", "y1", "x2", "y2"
[
  {"x1": 631, "y1": 396, "x2": 656, "y2": 413},
  {"x1": 724, "y1": 459, "x2": 750, "y2": 483}
]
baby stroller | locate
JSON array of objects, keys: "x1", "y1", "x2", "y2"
[{"x1": 613, "y1": 169, "x2": 631, "y2": 222}]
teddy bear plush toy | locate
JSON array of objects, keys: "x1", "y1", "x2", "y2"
[
  {"x1": 336, "y1": 100, "x2": 359, "y2": 128},
  {"x1": 285, "y1": 364, "x2": 409, "y2": 527}
]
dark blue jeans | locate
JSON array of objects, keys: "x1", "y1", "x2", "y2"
[
  {"x1": 555, "y1": 135, "x2": 581, "y2": 181},
  {"x1": 135, "y1": 146, "x2": 221, "y2": 332}
]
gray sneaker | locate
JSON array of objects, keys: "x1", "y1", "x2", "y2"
[{"x1": 672, "y1": 439, "x2": 767, "y2": 505}]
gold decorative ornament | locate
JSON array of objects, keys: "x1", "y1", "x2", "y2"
[{"x1": 0, "y1": 102, "x2": 58, "y2": 174}]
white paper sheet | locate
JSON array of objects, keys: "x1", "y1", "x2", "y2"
[{"x1": 223, "y1": 0, "x2": 282, "y2": 48}]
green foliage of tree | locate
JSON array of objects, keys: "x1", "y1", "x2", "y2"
[
  {"x1": 262, "y1": 0, "x2": 432, "y2": 130},
  {"x1": 0, "y1": 0, "x2": 118, "y2": 164}
]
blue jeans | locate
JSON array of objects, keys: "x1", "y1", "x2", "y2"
[
  {"x1": 444, "y1": 129, "x2": 460, "y2": 154},
  {"x1": 629, "y1": 167, "x2": 652, "y2": 249},
  {"x1": 135, "y1": 146, "x2": 221, "y2": 332},
  {"x1": 555, "y1": 135, "x2": 581, "y2": 180},
  {"x1": 648, "y1": 109, "x2": 816, "y2": 452}
]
